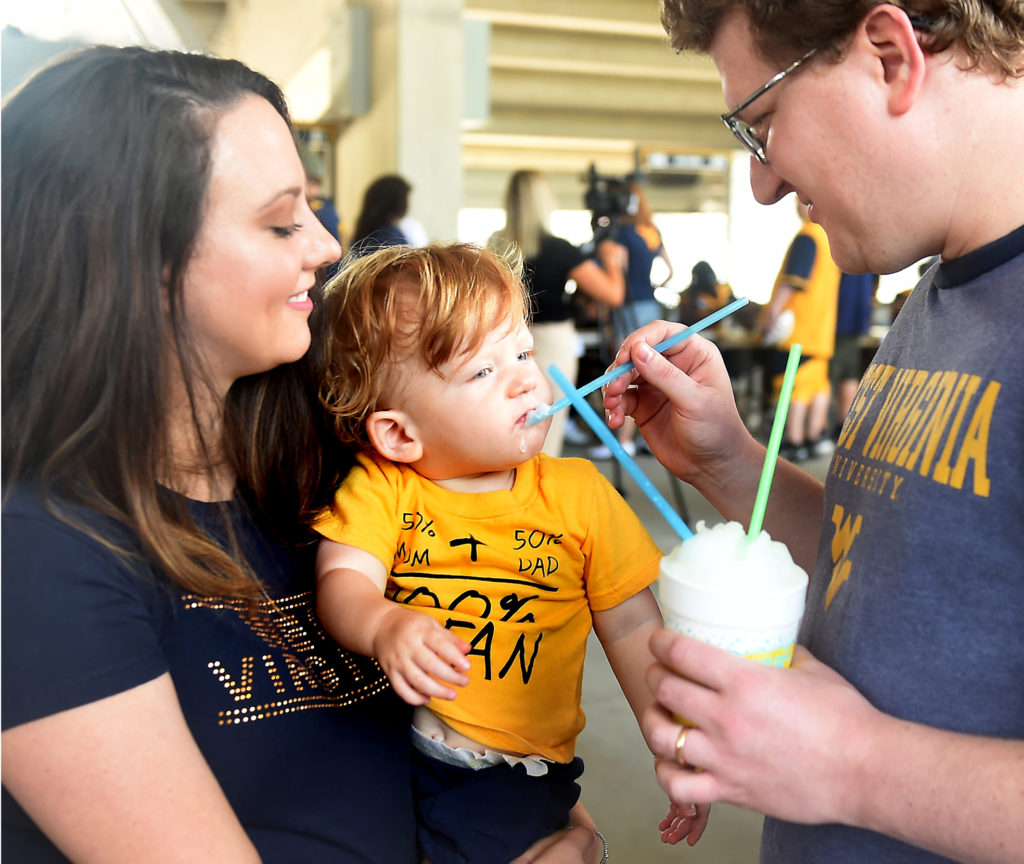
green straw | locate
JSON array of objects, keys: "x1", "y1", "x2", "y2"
[{"x1": 747, "y1": 343, "x2": 802, "y2": 543}]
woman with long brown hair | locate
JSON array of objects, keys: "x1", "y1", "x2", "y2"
[
  {"x1": 2, "y1": 46, "x2": 607, "y2": 864},
  {"x1": 0, "y1": 45, "x2": 416, "y2": 862}
]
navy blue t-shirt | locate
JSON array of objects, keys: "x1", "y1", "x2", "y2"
[
  {"x1": 613, "y1": 222, "x2": 660, "y2": 304},
  {"x1": 349, "y1": 223, "x2": 409, "y2": 258},
  {"x1": 835, "y1": 272, "x2": 877, "y2": 336},
  {"x1": 1, "y1": 488, "x2": 417, "y2": 863}
]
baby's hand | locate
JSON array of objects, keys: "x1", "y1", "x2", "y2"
[
  {"x1": 374, "y1": 606, "x2": 471, "y2": 705},
  {"x1": 659, "y1": 800, "x2": 710, "y2": 847}
]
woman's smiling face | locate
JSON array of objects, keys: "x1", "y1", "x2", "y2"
[{"x1": 181, "y1": 94, "x2": 342, "y2": 394}]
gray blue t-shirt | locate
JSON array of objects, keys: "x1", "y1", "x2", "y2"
[{"x1": 762, "y1": 224, "x2": 1024, "y2": 863}]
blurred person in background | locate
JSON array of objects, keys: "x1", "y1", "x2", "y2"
[
  {"x1": 590, "y1": 183, "x2": 673, "y2": 460},
  {"x1": 760, "y1": 199, "x2": 840, "y2": 461},
  {"x1": 303, "y1": 157, "x2": 344, "y2": 278},
  {"x1": 489, "y1": 169, "x2": 625, "y2": 457},
  {"x1": 830, "y1": 271, "x2": 879, "y2": 437},
  {"x1": 349, "y1": 174, "x2": 412, "y2": 258},
  {"x1": 676, "y1": 260, "x2": 736, "y2": 326}
]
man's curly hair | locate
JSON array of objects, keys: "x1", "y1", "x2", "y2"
[{"x1": 660, "y1": 0, "x2": 1024, "y2": 78}]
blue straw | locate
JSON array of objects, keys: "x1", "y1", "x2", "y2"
[
  {"x1": 528, "y1": 296, "x2": 749, "y2": 426},
  {"x1": 548, "y1": 364, "x2": 693, "y2": 542}
]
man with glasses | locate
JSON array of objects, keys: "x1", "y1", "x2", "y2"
[{"x1": 603, "y1": 2, "x2": 1024, "y2": 863}]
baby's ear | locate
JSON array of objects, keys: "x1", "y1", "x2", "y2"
[{"x1": 366, "y1": 410, "x2": 423, "y2": 464}]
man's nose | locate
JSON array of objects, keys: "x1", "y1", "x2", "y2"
[{"x1": 749, "y1": 155, "x2": 795, "y2": 205}]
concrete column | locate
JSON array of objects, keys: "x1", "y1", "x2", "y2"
[{"x1": 339, "y1": 0, "x2": 464, "y2": 243}]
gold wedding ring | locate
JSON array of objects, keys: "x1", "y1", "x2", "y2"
[{"x1": 674, "y1": 726, "x2": 690, "y2": 767}]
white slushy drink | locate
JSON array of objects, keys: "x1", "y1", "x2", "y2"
[{"x1": 658, "y1": 520, "x2": 809, "y2": 668}]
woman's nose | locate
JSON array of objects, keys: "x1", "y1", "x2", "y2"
[{"x1": 306, "y1": 216, "x2": 343, "y2": 271}]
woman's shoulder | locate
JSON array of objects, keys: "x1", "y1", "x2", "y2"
[
  {"x1": 3, "y1": 483, "x2": 137, "y2": 560},
  {"x1": 2, "y1": 484, "x2": 171, "y2": 730},
  {"x1": 1, "y1": 484, "x2": 176, "y2": 620}
]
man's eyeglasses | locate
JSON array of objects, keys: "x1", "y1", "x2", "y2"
[
  {"x1": 720, "y1": 48, "x2": 818, "y2": 166},
  {"x1": 721, "y1": 11, "x2": 938, "y2": 165}
]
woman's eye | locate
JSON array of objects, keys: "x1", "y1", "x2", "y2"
[{"x1": 271, "y1": 223, "x2": 302, "y2": 238}]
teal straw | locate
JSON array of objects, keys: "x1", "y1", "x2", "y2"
[
  {"x1": 548, "y1": 364, "x2": 693, "y2": 542},
  {"x1": 527, "y1": 297, "x2": 749, "y2": 426},
  {"x1": 747, "y1": 343, "x2": 802, "y2": 543}
]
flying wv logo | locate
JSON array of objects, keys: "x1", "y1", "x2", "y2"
[{"x1": 826, "y1": 505, "x2": 863, "y2": 610}]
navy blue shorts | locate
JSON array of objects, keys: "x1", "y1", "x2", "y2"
[{"x1": 411, "y1": 746, "x2": 584, "y2": 864}]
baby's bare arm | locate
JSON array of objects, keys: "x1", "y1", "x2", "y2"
[
  {"x1": 593, "y1": 588, "x2": 710, "y2": 846},
  {"x1": 592, "y1": 588, "x2": 663, "y2": 721},
  {"x1": 315, "y1": 540, "x2": 470, "y2": 705}
]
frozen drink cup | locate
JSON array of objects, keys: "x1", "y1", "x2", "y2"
[{"x1": 658, "y1": 520, "x2": 808, "y2": 668}]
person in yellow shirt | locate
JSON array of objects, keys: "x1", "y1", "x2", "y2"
[
  {"x1": 314, "y1": 243, "x2": 707, "y2": 864},
  {"x1": 760, "y1": 201, "x2": 840, "y2": 460}
]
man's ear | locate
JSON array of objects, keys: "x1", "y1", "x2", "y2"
[
  {"x1": 366, "y1": 410, "x2": 424, "y2": 464},
  {"x1": 861, "y1": 4, "x2": 926, "y2": 116}
]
